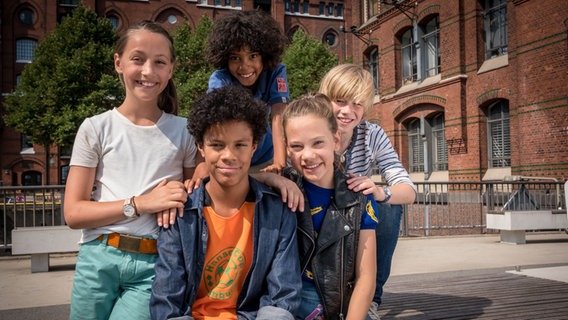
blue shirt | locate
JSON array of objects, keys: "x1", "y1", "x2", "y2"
[{"x1": 208, "y1": 63, "x2": 290, "y2": 165}]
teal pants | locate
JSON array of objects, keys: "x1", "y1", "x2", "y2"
[{"x1": 70, "y1": 235, "x2": 157, "y2": 320}]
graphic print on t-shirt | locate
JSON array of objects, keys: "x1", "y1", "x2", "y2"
[{"x1": 203, "y1": 246, "x2": 245, "y2": 300}]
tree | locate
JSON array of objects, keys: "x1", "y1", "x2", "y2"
[
  {"x1": 282, "y1": 29, "x2": 339, "y2": 100},
  {"x1": 172, "y1": 16, "x2": 215, "y2": 117},
  {"x1": 3, "y1": 5, "x2": 119, "y2": 184}
]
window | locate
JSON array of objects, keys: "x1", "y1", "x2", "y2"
[
  {"x1": 408, "y1": 114, "x2": 448, "y2": 173},
  {"x1": 16, "y1": 39, "x2": 38, "y2": 63},
  {"x1": 408, "y1": 119, "x2": 424, "y2": 173},
  {"x1": 58, "y1": 0, "x2": 79, "y2": 6},
  {"x1": 336, "y1": 4, "x2": 343, "y2": 17},
  {"x1": 294, "y1": 0, "x2": 300, "y2": 12},
  {"x1": 327, "y1": 3, "x2": 334, "y2": 15},
  {"x1": 401, "y1": 28, "x2": 417, "y2": 84},
  {"x1": 324, "y1": 31, "x2": 337, "y2": 46},
  {"x1": 108, "y1": 15, "x2": 119, "y2": 29},
  {"x1": 303, "y1": 1, "x2": 310, "y2": 14},
  {"x1": 368, "y1": 47, "x2": 379, "y2": 94},
  {"x1": 21, "y1": 135, "x2": 34, "y2": 154},
  {"x1": 19, "y1": 8, "x2": 34, "y2": 25},
  {"x1": 431, "y1": 114, "x2": 448, "y2": 171},
  {"x1": 225, "y1": 0, "x2": 231, "y2": 5},
  {"x1": 400, "y1": 15, "x2": 440, "y2": 85},
  {"x1": 368, "y1": 0, "x2": 379, "y2": 19},
  {"x1": 285, "y1": 0, "x2": 291, "y2": 12},
  {"x1": 319, "y1": 2, "x2": 325, "y2": 15},
  {"x1": 167, "y1": 15, "x2": 178, "y2": 24},
  {"x1": 487, "y1": 100, "x2": 510, "y2": 167},
  {"x1": 423, "y1": 16, "x2": 440, "y2": 77},
  {"x1": 235, "y1": 0, "x2": 241, "y2": 7},
  {"x1": 22, "y1": 171, "x2": 42, "y2": 186},
  {"x1": 484, "y1": 0, "x2": 507, "y2": 59}
]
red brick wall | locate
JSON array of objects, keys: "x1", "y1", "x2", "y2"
[{"x1": 356, "y1": 0, "x2": 567, "y2": 182}]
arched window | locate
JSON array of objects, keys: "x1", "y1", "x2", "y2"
[
  {"x1": 400, "y1": 15, "x2": 440, "y2": 85},
  {"x1": 18, "y1": 8, "x2": 35, "y2": 25},
  {"x1": 487, "y1": 100, "x2": 510, "y2": 167},
  {"x1": 407, "y1": 113, "x2": 448, "y2": 173},
  {"x1": 324, "y1": 31, "x2": 337, "y2": 47}
]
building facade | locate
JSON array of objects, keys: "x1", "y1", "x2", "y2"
[
  {"x1": 351, "y1": 0, "x2": 567, "y2": 183},
  {"x1": 0, "y1": 0, "x2": 354, "y2": 186},
  {"x1": 1, "y1": 0, "x2": 567, "y2": 186}
]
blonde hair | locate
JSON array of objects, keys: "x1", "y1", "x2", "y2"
[{"x1": 318, "y1": 64, "x2": 375, "y2": 114}]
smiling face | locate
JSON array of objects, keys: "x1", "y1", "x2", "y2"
[
  {"x1": 199, "y1": 121, "x2": 257, "y2": 189},
  {"x1": 285, "y1": 114, "x2": 340, "y2": 188},
  {"x1": 114, "y1": 29, "x2": 173, "y2": 105},
  {"x1": 332, "y1": 99, "x2": 365, "y2": 138},
  {"x1": 227, "y1": 46, "x2": 264, "y2": 88}
]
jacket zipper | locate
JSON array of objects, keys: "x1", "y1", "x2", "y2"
[{"x1": 339, "y1": 230, "x2": 345, "y2": 319}]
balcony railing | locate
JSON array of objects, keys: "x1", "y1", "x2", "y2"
[{"x1": 1, "y1": 181, "x2": 566, "y2": 250}]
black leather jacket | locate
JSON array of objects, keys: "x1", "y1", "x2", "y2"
[{"x1": 283, "y1": 167, "x2": 366, "y2": 319}]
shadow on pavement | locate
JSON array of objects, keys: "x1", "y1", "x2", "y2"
[
  {"x1": 0, "y1": 304, "x2": 70, "y2": 320},
  {"x1": 380, "y1": 292, "x2": 492, "y2": 320}
]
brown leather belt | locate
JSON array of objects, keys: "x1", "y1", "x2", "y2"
[{"x1": 97, "y1": 233, "x2": 158, "y2": 255}]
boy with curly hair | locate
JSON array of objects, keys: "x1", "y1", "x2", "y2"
[
  {"x1": 150, "y1": 86, "x2": 301, "y2": 320},
  {"x1": 204, "y1": 9, "x2": 289, "y2": 174}
]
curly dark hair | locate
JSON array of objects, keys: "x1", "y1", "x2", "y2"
[
  {"x1": 206, "y1": 10, "x2": 288, "y2": 71},
  {"x1": 188, "y1": 86, "x2": 268, "y2": 145}
]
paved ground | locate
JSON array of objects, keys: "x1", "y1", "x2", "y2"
[{"x1": 0, "y1": 231, "x2": 567, "y2": 319}]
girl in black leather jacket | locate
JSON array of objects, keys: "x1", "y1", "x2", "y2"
[{"x1": 282, "y1": 93, "x2": 379, "y2": 320}]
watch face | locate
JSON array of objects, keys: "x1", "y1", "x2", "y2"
[{"x1": 123, "y1": 204, "x2": 136, "y2": 217}]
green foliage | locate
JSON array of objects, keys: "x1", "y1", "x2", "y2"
[
  {"x1": 282, "y1": 29, "x2": 339, "y2": 100},
  {"x1": 172, "y1": 16, "x2": 215, "y2": 117},
  {"x1": 3, "y1": 5, "x2": 119, "y2": 148}
]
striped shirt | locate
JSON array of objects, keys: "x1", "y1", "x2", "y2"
[{"x1": 343, "y1": 121, "x2": 416, "y2": 190}]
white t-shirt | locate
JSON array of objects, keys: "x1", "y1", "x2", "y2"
[{"x1": 70, "y1": 108, "x2": 197, "y2": 243}]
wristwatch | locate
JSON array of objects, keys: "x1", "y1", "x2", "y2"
[
  {"x1": 379, "y1": 186, "x2": 392, "y2": 203},
  {"x1": 123, "y1": 196, "x2": 138, "y2": 218}
]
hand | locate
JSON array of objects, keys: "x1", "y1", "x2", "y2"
[
  {"x1": 156, "y1": 207, "x2": 179, "y2": 229},
  {"x1": 259, "y1": 163, "x2": 284, "y2": 175},
  {"x1": 346, "y1": 173, "x2": 381, "y2": 200},
  {"x1": 252, "y1": 172, "x2": 304, "y2": 212},
  {"x1": 185, "y1": 162, "x2": 208, "y2": 194},
  {"x1": 142, "y1": 179, "x2": 187, "y2": 227}
]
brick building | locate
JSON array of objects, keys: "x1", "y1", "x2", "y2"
[
  {"x1": 1, "y1": 0, "x2": 567, "y2": 186},
  {"x1": 0, "y1": 0, "x2": 354, "y2": 186},
  {"x1": 350, "y1": 0, "x2": 567, "y2": 183}
]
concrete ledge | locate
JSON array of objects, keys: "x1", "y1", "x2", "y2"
[
  {"x1": 12, "y1": 226, "x2": 81, "y2": 272},
  {"x1": 487, "y1": 210, "x2": 568, "y2": 244}
]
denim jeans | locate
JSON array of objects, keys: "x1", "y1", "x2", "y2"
[{"x1": 373, "y1": 203, "x2": 403, "y2": 306}]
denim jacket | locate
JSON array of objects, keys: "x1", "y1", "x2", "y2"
[{"x1": 150, "y1": 177, "x2": 301, "y2": 320}]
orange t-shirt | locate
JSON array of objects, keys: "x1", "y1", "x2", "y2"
[{"x1": 191, "y1": 202, "x2": 255, "y2": 320}]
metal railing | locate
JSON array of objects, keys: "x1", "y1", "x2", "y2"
[
  {"x1": 401, "y1": 181, "x2": 566, "y2": 237},
  {"x1": 1, "y1": 181, "x2": 566, "y2": 250},
  {"x1": 1, "y1": 185, "x2": 65, "y2": 250}
]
